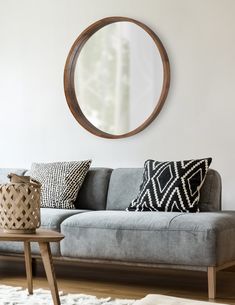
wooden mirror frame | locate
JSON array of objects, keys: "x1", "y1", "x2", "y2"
[{"x1": 64, "y1": 16, "x2": 170, "y2": 139}]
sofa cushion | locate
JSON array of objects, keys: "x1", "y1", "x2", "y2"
[
  {"x1": 60, "y1": 211, "x2": 235, "y2": 266},
  {"x1": 74, "y1": 168, "x2": 112, "y2": 210},
  {"x1": 0, "y1": 208, "x2": 88, "y2": 256},
  {"x1": 28, "y1": 160, "x2": 91, "y2": 209},
  {"x1": 106, "y1": 168, "x2": 143, "y2": 210},
  {"x1": 0, "y1": 168, "x2": 27, "y2": 184},
  {"x1": 127, "y1": 158, "x2": 212, "y2": 212},
  {"x1": 106, "y1": 168, "x2": 221, "y2": 212},
  {"x1": 198, "y1": 169, "x2": 221, "y2": 212},
  {"x1": 39, "y1": 208, "x2": 89, "y2": 231}
]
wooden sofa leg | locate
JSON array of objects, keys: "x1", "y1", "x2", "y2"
[{"x1": 208, "y1": 266, "x2": 216, "y2": 299}]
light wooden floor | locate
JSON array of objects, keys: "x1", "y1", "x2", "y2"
[{"x1": 0, "y1": 259, "x2": 235, "y2": 304}]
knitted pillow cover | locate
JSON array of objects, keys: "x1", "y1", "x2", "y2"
[
  {"x1": 127, "y1": 158, "x2": 212, "y2": 212},
  {"x1": 29, "y1": 160, "x2": 91, "y2": 209}
]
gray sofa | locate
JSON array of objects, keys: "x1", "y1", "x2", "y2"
[{"x1": 0, "y1": 167, "x2": 235, "y2": 299}]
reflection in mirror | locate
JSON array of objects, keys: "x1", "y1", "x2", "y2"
[{"x1": 75, "y1": 22, "x2": 163, "y2": 135}]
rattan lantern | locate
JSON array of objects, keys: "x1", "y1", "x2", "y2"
[{"x1": 0, "y1": 174, "x2": 41, "y2": 233}]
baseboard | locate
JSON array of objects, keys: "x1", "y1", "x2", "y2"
[{"x1": 226, "y1": 266, "x2": 235, "y2": 272}]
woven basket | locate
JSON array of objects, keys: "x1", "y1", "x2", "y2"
[{"x1": 0, "y1": 174, "x2": 41, "y2": 234}]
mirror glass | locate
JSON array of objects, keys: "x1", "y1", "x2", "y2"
[{"x1": 74, "y1": 21, "x2": 164, "y2": 135}]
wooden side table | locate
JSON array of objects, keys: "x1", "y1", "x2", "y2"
[{"x1": 0, "y1": 229, "x2": 64, "y2": 305}]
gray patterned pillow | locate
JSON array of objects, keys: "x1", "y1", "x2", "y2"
[{"x1": 29, "y1": 160, "x2": 91, "y2": 209}]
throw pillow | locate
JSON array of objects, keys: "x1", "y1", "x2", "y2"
[
  {"x1": 29, "y1": 160, "x2": 91, "y2": 209},
  {"x1": 127, "y1": 158, "x2": 212, "y2": 212}
]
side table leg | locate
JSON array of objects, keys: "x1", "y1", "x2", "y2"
[
  {"x1": 24, "y1": 242, "x2": 33, "y2": 294},
  {"x1": 39, "y1": 242, "x2": 60, "y2": 305}
]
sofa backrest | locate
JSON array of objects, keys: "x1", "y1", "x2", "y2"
[
  {"x1": 0, "y1": 167, "x2": 113, "y2": 211},
  {"x1": 0, "y1": 167, "x2": 222, "y2": 212},
  {"x1": 106, "y1": 168, "x2": 143, "y2": 211},
  {"x1": 199, "y1": 169, "x2": 222, "y2": 211},
  {"x1": 74, "y1": 167, "x2": 112, "y2": 210},
  {"x1": 106, "y1": 168, "x2": 222, "y2": 212}
]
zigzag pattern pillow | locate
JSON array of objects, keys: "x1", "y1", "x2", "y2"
[
  {"x1": 29, "y1": 160, "x2": 91, "y2": 209},
  {"x1": 127, "y1": 158, "x2": 212, "y2": 212}
]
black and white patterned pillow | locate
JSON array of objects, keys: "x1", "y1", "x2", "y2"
[
  {"x1": 127, "y1": 158, "x2": 212, "y2": 212},
  {"x1": 29, "y1": 160, "x2": 91, "y2": 209}
]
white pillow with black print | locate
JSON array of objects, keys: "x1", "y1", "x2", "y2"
[
  {"x1": 127, "y1": 158, "x2": 212, "y2": 212},
  {"x1": 29, "y1": 160, "x2": 91, "y2": 209}
]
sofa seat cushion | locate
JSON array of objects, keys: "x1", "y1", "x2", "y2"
[
  {"x1": 39, "y1": 208, "x2": 89, "y2": 231},
  {"x1": 60, "y1": 211, "x2": 235, "y2": 266},
  {"x1": 0, "y1": 208, "x2": 88, "y2": 256}
]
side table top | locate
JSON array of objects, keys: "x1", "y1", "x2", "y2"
[{"x1": 0, "y1": 229, "x2": 64, "y2": 242}]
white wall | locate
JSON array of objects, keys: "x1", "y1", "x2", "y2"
[{"x1": 0, "y1": 0, "x2": 235, "y2": 209}]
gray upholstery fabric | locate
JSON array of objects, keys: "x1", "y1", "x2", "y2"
[
  {"x1": 0, "y1": 208, "x2": 87, "y2": 256},
  {"x1": 74, "y1": 168, "x2": 112, "y2": 210},
  {"x1": 199, "y1": 169, "x2": 222, "y2": 211},
  {"x1": 61, "y1": 210, "x2": 235, "y2": 266},
  {"x1": 106, "y1": 168, "x2": 221, "y2": 212},
  {"x1": 106, "y1": 168, "x2": 143, "y2": 210},
  {"x1": 0, "y1": 168, "x2": 27, "y2": 184},
  {"x1": 39, "y1": 208, "x2": 88, "y2": 231}
]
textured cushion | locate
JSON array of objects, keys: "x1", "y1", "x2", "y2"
[
  {"x1": 74, "y1": 168, "x2": 112, "y2": 210},
  {"x1": 0, "y1": 208, "x2": 87, "y2": 256},
  {"x1": 28, "y1": 160, "x2": 91, "y2": 209},
  {"x1": 0, "y1": 168, "x2": 27, "y2": 184},
  {"x1": 127, "y1": 158, "x2": 212, "y2": 212},
  {"x1": 61, "y1": 210, "x2": 235, "y2": 266}
]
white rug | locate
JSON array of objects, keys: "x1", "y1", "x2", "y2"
[
  {"x1": 0, "y1": 285, "x2": 135, "y2": 305},
  {"x1": 0, "y1": 286, "x2": 227, "y2": 305},
  {"x1": 134, "y1": 294, "x2": 227, "y2": 305}
]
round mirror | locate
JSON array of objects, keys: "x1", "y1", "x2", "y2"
[{"x1": 64, "y1": 17, "x2": 170, "y2": 139}]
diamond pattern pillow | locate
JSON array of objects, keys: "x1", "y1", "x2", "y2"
[
  {"x1": 127, "y1": 158, "x2": 212, "y2": 212},
  {"x1": 29, "y1": 160, "x2": 91, "y2": 209}
]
